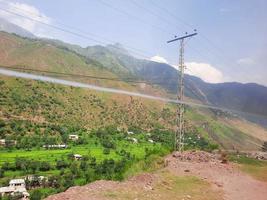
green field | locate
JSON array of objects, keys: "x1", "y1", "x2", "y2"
[
  {"x1": 0, "y1": 142, "x2": 161, "y2": 165},
  {"x1": 0, "y1": 130, "x2": 169, "y2": 199}
]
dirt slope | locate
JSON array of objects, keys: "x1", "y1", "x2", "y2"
[
  {"x1": 45, "y1": 151, "x2": 267, "y2": 200},
  {"x1": 167, "y1": 151, "x2": 267, "y2": 200}
]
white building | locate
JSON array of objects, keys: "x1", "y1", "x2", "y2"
[
  {"x1": 0, "y1": 179, "x2": 29, "y2": 198},
  {"x1": 127, "y1": 131, "x2": 134, "y2": 135},
  {"x1": 26, "y1": 175, "x2": 46, "y2": 183},
  {"x1": 73, "y1": 154, "x2": 83, "y2": 160},
  {"x1": 43, "y1": 144, "x2": 67, "y2": 149},
  {"x1": 0, "y1": 139, "x2": 17, "y2": 146},
  {"x1": 0, "y1": 139, "x2": 5, "y2": 146},
  {"x1": 127, "y1": 137, "x2": 138, "y2": 143},
  {"x1": 9, "y1": 179, "x2": 25, "y2": 187},
  {"x1": 148, "y1": 139, "x2": 154, "y2": 143},
  {"x1": 69, "y1": 134, "x2": 79, "y2": 141}
]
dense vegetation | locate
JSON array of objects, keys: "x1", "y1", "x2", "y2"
[
  {"x1": 0, "y1": 31, "x2": 266, "y2": 199},
  {"x1": 0, "y1": 119, "x2": 218, "y2": 199}
]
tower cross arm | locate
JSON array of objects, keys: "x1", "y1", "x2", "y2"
[{"x1": 167, "y1": 33, "x2": 197, "y2": 43}]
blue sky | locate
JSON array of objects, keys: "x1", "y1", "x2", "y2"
[{"x1": 0, "y1": 0, "x2": 266, "y2": 85}]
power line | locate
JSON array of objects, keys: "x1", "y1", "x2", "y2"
[
  {"x1": 0, "y1": 1, "x2": 235, "y2": 75},
  {"x1": 128, "y1": 0, "x2": 235, "y2": 69},
  {"x1": 0, "y1": 65, "x2": 181, "y2": 86},
  {"x1": 97, "y1": 0, "x2": 171, "y2": 35},
  {"x1": 0, "y1": 1, "x2": 153, "y2": 60},
  {"x1": 1, "y1": 67, "x2": 266, "y2": 121},
  {"x1": 148, "y1": 2, "x2": 238, "y2": 63},
  {"x1": 0, "y1": 66, "x2": 148, "y2": 84},
  {"x1": 149, "y1": 1, "x2": 194, "y2": 31},
  {"x1": 0, "y1": 6, "x2": 152, "y2": 60},
  {"x1": 130, "y1": 0, "x2": 183, "y2": 33}
]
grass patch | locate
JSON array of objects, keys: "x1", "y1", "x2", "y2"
[
  {"x1": 230, "y1": 155, "x2": 267, "y2": 182},
  {"x1": 157, "y1": 172, "x2": 223, "y2": 200},
  {"x1": 102, "y1": 171, "x2": 223, "y2": 200}
]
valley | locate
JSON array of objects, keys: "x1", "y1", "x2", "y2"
[{"x1": 0, "y1": 30, "x2": 267, "y2": 200}]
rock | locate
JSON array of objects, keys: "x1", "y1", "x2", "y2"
[{"x1": 214, "y1": 182, "x2": 223, "y2": 187}]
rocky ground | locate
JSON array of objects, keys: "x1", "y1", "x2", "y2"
[{"x1": 45, "y1": 151, "x2": 267, "y2": 200}]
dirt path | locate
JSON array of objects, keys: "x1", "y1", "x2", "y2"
[
  {"x1": 166, "y1": 152, "x2": 267, "y2": 200},
  {"x1": 45, "y1": 151, "x2": 267, "y2": 200}
]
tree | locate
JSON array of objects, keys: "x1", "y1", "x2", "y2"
[
  {"x1": 70, "y1": 162, "x2": 79, "y2": 177},
  {"x1": 29, "y1": 161, "x2": 39, "y2": 173},
  {"x1": 56, "y1": 160, "x2": 68, "y2": 169},
  {"x1": 2, "y1": 162, "x2": 11, "y2": 170},
  {"x1": 30, "y1": 190, "x2": 42, "y2": 200},
  {"x1": 39, "y1": 161, "x2": 51, "y2": 171},
  {"x1": 10, "y1": 192, "x2": 24, "y2": 200},
  {"x1": 262, "y1": 141, "x2": 267, "y2": 152},
  {"x1": 85, "y1": 168, "x2": 95, "y2": 182},
  {"x1": 48, "y1": 175, "x2": 61, "y2": 188},
  {"x1": 0, "y1": 168, "x2": 4, "y2": 178},
  {"x1": 20, "y1": 136, "x2": 32, "y2": 150},
  {"x1": 103, "y1": 148, "x2": 110, "y2": 155},
  {"x1": 80, "y1": 160, "x2": 88, "y2": 171},
  {"x1": 5, "y1": 139, "x2": 14, "y2": 151},
  {"x1": 62, "y1": 173, "x2": 74, "y2": 188}
]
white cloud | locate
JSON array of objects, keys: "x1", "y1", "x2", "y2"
[
  {"x1": 150, "y1": 55, "x2": 169, "y2": 64},
  {"x1": 0, "y1": 1, "x2": 52, "y2": 37},
  {"x1": 185, "y1": 62, "x2": 224, "y2": 83},
  {"x1": 149, "y1": 55, "x2": 224, "y2": 84},
  {"x1": 237, "y1": 57, "x2": 255, "y2": 65}
]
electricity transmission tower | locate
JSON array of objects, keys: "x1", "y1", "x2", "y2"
[{"x1": 167, "y1": 32, "x2": 197, "y2": 152}]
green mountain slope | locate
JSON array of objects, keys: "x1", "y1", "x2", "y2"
[
  {"x1": 0, "y1": 32, "x2": 266, "y2": 151},
  {"x1": 0, "y1": 75, "x2": 265, "y2": 151},
  {"x1": 46, "y1": 38, "x2": 267, "y2": 123}
]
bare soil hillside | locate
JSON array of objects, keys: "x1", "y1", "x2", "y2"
[{"x1": 45, "y1": 151, "x2": 267, "y2": 200}]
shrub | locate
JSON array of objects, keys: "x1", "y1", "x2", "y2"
[
  {"x1": 103, "y1": 148, "x2": 110, "y2": 155},
  {"x1": 30, "y1": 190, "x2": 42, "y2": 200},
  {"x1": 0, "y1": 168, "x2": 4, "y2": 178},
  {"x1": 39, "y1": 161, "x2": 51, "y2": 171},
  {"x1": 262, "y1": 141, "x2": 267, "y2": 152},
  {"x1": 56, "y1": 160, "x2": 68, "y2": 169}
]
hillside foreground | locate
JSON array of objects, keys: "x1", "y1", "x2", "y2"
[{"x1": 45, "y1": 151, "x2": 267, "y2": 200}]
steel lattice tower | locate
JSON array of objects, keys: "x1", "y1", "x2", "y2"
[{"x1": 167, "y1": 32, "x2": 197, "y2": 152}]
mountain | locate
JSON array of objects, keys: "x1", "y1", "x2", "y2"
[
  {"x1": 0, "y1": 32, "x2": 267, "y2": 151},
  {"x1": 0, "y1": 18, "x2": 36, "y2": 38},
  {"x1": 1, "y1": 19, "x2": 266, "y2": 120},
  {"x1": 48, "y1": 40, "x2": 267, "y2": 123}
]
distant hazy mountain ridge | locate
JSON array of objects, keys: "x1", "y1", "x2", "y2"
[
  {"x1": 0, "y1": 18, "x2": 35, "y2": 38},
  {"x1": 46, "y1": 39, "x2": 267, "y2": 120},
  {"x1": 0, "y1": 19, "x2": 266, "y2": 122}
]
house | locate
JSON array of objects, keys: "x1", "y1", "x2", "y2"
[
  {"x1": 0, "y1": 139, "x2": 17, "y2": 147},
  {"x1": 26, "y1": 175, "x2": 46, "y2": 182},
  {"x1": 148, "y1": 139, "x2": 154, "y2": 143},
  {"x1": 127, "y1": 131, "x2": 134, "y2": 135},
  {"x1": 43, "y1": 144, "x2": 68, "y2": 149},
  {"x1": 132, "y1": 138, "x2": 138, "y2": 143},
  {"x1": 127, "y1": 137, "x2": 138, "y2": 143},
  {"x1": 69, "y1": 134, "x2": 79, "y2": 141},
  {"x1": 0, "y1": 179, "x2": 29, "y2": 198},
  {"x1": 9, "y1": 179, "x2": 25, "y2": 187},
  {"x1": 0, "y1": 139, "x2": 5, "y2": 146},
  {"x1": 73, "y1": 154, "x2": 83, "y2": 160}
]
